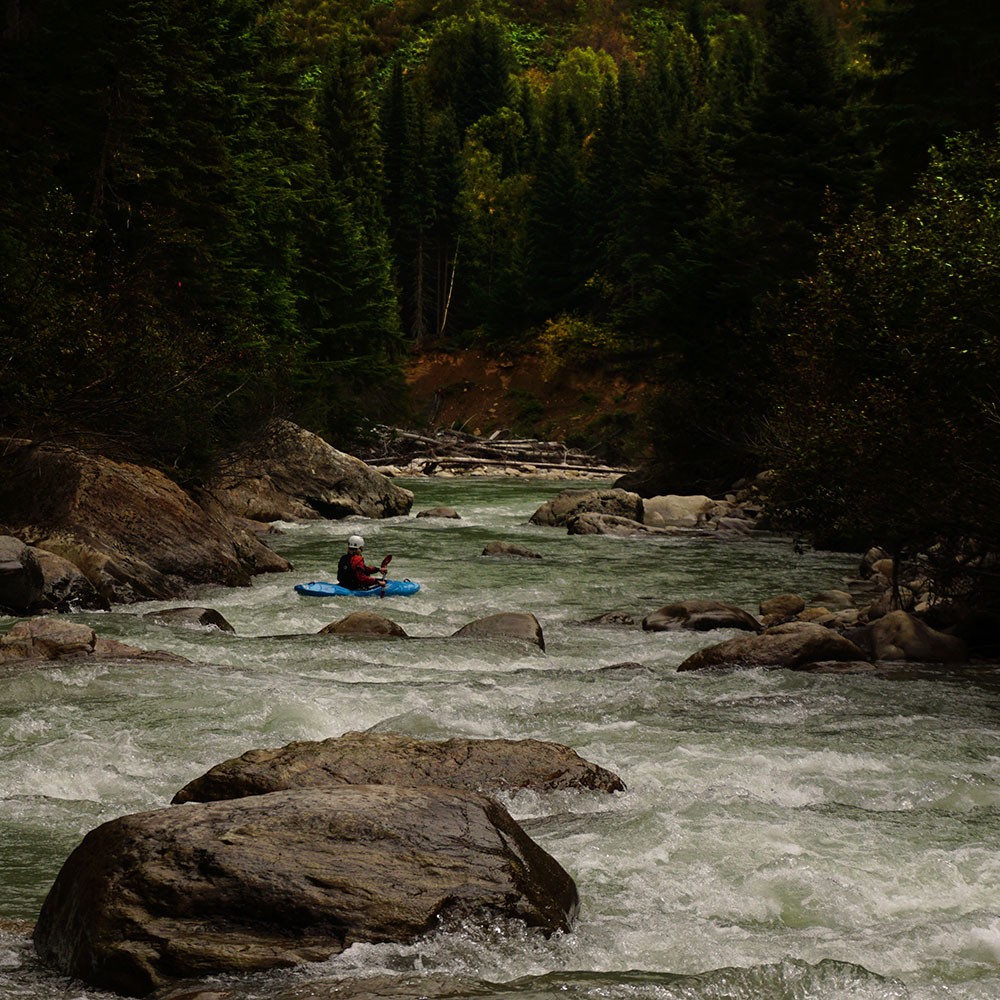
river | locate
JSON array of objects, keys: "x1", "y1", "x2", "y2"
[{"x1": 2, "y1": 477, "x2": 999, "y2": 1000}]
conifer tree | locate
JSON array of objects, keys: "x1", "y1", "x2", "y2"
[{"x1": 864, "y1": 0, "x2": 1000, "y2": 202}]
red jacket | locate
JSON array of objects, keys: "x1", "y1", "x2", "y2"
[{"x1": 338, "y1": 552, "x2": 380, "y2": 589}]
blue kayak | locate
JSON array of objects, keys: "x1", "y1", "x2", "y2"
[{"x1": 294, "y1": 579, "x2": 421, "y2": 598}]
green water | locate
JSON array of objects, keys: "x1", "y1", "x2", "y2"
[{"x1": 2, "y1": 478, "x2": 999, "y2": 1000}]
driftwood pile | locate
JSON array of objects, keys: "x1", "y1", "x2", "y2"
[{"x1": 362, "y1": 426, "x2": 632, "y2": 476}]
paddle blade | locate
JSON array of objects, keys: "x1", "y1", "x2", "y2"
[{"x1": 381, "y1": 554, "x2": 392, "y2": 572}]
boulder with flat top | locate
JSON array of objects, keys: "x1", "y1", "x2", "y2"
[{"x1": 172, "y1": 731, "x2": 625, "y2": 803}]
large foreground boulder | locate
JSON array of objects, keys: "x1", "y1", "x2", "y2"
[
  {"x1": 678, "y1": 622, "x2": 867, "y2": 672},
  {"x1": 34, "y1": 786, "x2": 579, "y2": 996},
  {"x1": 0, "y1": 442, "x2": 289, "y2": 604},
  {"x1": 205, "y1": 419, "x2": 413, "y2": 522},
  {"x1": 172, "y1": 732, "x2": 625, "y2": 804}
]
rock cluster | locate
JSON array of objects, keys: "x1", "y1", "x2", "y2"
[
  {"x1": 528, "y1": 486, "x2": 763, "y2": 538},
  {"x1": 32, "y1": 725, "x2": 623, "y2": 997},
  {"x1": 0, "y1": 422, "x2": 411, "y2": 613}
]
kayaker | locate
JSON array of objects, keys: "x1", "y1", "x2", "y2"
[{"x1": 337, "y1": 535, "x2": 386, "y2": 591}]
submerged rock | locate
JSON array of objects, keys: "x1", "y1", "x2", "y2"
[
  {"x1": 172, "y1": 731, "x2": 625, "y2": 803},
  {"x1": 481, "y1": 541, "x2": 542, "y2": 559},
  {"x1": 34, "y1": 786, "x2": 579, "y2": 996},
  {"x1": 142, "y1": 607, "x2": 235, "y2": 632}
]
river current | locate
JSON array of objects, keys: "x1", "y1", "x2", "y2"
[{"x1": 2, "y1": 477, "x2": 999, "y2": 1000}]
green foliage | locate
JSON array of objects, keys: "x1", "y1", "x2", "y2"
[
  {"x1": 766, "y1": 132, "x2": 1000, "y2": 605},
  {"x1": 537, "y1": 314, "x2": 625, "y2": 376}
]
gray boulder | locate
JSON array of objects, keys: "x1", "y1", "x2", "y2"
[
  {"x1": 642, "y1": 494, "x2": 714, "y2": 529},
  {"x1": 566, "y1": 513, "x2": 674, "y2": 536},
  {"x1": 868, "y1": 610, "x2": 967, "y2": 663},
  {"x1": 0, "y1": 618, "x2": 187, "y2": 665},
  {"x1": 643, "y1": 599, "x2": 761, "y2": 633},
  {"x1": 172, "y1": 731, "x2": 625, "y2": 804},
  {"x1": 318, "y1": 611, "x2": 408, "y2": 638},
  {"x1": 451, "y1": 612, "x2": 545, "y2": 650},
  {"x1": 416, "y1": 507, "x2": 461, "y2": 519},
  {"x1": 0, "y1": 535, "x2": 44, "y2": 612},
  {"x1": 529, "y1": 488, "x2": 643, "y2": 528},
  {"x1": 141, "y1": 607, "x2": 235, "y2": 632},
  {"x1": 34, "y1": 786, "x2": 579, "y2": 996},
  {"x1": 678, "y1": 622, "x2": 867, "y2": 672},
  {"x1": 205, "y1": 419, "x2": 413, "y2": 522},
  {"x1": 759, "y1": 593, "x2": 807, "y2": 619},
  {"x1": 32, "y1": 547, "x2": 109, "y2": 612}
]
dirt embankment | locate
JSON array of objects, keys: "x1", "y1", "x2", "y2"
[{"x1": 404, "y1": 350, "x2": 652, "y2": 464}]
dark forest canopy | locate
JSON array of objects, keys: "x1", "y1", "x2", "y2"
[{"x1": 1, "y1": 0, "x2": 998, "y2": 605}]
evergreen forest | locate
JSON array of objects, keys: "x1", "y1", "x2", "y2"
[{"x1": 1, "y1": 0, "x2": 998, "y2": 609}]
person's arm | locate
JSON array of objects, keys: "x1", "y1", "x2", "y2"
[{"x1": 350, "y1": 554, "x2": 377, "y2": 587}]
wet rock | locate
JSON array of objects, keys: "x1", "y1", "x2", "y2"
[
  {"x1": 566, "y1": 513, "x2": 675, "y2": 536},
  {"x1": 595, "y1": 661, "x2": 652, "y2": 676},
  {"x1": 318, "y1": 611, "x2": 408, "y2": 638},
  {"x1": 0, "y1": 442, "x2": 290, "y2": 604},
  {"x1": 32, "y1": 548, "x2": 109, "y2": 612},
  {"x1": 868, "y1": 610, "x2": 967, "y2": 663},
  {"x1": 759, "y1": 593, "x2": 806, "y2": 618},
  {"x1": 34, "y1": 786, "x2": 579, "y2": 996},
  {"x1": 809, "y1": 589, "x2": 855, "y2": 610},
  {"x1": 528, "y1": 488, "x2": 643, "y2": 528},
  {"x1": 142, "y1": 607, "x2": 235, "y2": 632},
  {"x1": 0, "y1": 535, "x2": 44, "y2": 613},
  {"x1": 579, "y1": 611, "x2": 636, "y2": 627},
  {"x1": 793, "y1": 660, "x2": 881, "y2": 674},
  {"x1": 204, "y1": 419, "x2": 413, "y2": 522},
  {"x1": 642, "y1": 599, "x2": 761, "y2": 633},
  {"x1": 0, "y1": 618, "x2": 187, "y2": 665},
  {"x1": 416, "y1": 507, "x2": 461, "y2": 519},
  {"x1": 451, "y1": 612, "x2": 545, "y2": 650},
  {"x1": 642, "y1": 494, "x2": 714, "y2": 529},
  {"x1": 172, "y1": 731, "x2": 625, "y2": 803},
  {"x1": 481, "y1": 541, "x2": 542, "y2": 559},
  {"x1": 677, "y1": 622, "x2": 867, "y2": 672}
]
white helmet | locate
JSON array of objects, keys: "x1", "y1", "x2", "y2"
[{"x1": 348, "y1": 534, "x2": 364, "y2": 550}]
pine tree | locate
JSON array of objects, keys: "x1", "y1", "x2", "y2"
[{"x1": 865, "y1": 0, "x2": 1000, "y2": 202}]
